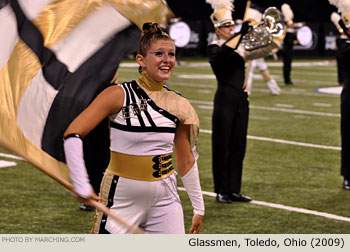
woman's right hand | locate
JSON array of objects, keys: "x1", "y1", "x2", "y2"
[{"x1": 75, "y1": 190, "x2": 100, "y2": 205}]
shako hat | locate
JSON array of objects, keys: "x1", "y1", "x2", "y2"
[{"x1": 207, "y1": 0, "x2": 235, "y2": 28}]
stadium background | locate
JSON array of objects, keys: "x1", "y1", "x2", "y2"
[{"x1": 166, "y1": 0, "x2": 339, "y2": 58}]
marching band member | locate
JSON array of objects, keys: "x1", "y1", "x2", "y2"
[
  {"x1": 63, "y1": 22, "x2": 205, "y2": 233},
  {"x1": 281, "y1": 3, "x2": 297, "y2": 85},
  {"x1": 331, "y1": 12, "x2": 347, "y2": 86},
  {"x1": 206, "y1": 0, "x2": 283, "y2": 204},
  {"x1": 245, "y1": 58, "x2": 281, "y2": 96},
  {"x1": 329, "y1": 0, "x2": 350, "y2": 190}
]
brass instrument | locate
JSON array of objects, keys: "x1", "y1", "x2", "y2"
[{"x1": 241, "y1": 7, "x2": 285, "y2": 51}]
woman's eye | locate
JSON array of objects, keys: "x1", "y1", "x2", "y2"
[
  {"x1": 168, "y1": 52, "x2": 175, "y2": 57},
  {"x1": 154, "y1": 51, "x2": 163, "y2": 56}
]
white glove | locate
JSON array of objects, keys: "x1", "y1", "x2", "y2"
[{"x1": 63, "y1": 135, "x2": 93, "y2": 199}]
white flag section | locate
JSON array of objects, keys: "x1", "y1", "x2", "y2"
[{"x1": 0, "y1": 0, "x2": 54, "y2": 70}]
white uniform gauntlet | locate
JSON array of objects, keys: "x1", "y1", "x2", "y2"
[
  {"x1": 180, "y1": 160, "x2": 205, "y2": 216},
  {"x1": 63, "y1": 135, "x2": 93, "y2": 198}
]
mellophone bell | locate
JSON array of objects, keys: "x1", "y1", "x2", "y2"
[{"x1": 240, "y1": 6, "x2": 285, "y2": 51}]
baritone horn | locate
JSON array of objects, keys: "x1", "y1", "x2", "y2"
[{"x1": 241, "y1": 7, "x2": 285, "y2": 51}]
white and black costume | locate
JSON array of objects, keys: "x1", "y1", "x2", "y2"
[{"x1": 91, "y1": 74, "x2": 202, "y2": 233}]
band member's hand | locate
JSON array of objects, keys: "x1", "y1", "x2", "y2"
[
  {"x1": 240, "y1": 21, "x2": 252, "y2": 36},
  {"x1": 189, "y1": 214, "x2": 203, "y2": 234},
  {"x1": 75, "y1": 190, "x2": 100, "y2": 205}
]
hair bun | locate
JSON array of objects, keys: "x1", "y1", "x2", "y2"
[{"x1": 142, "y1": 22, "x2": 163, "y2": 35}]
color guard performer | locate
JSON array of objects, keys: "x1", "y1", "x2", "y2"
[{"x1": 63, "y1": 22, "x2": 205, "y2": 233}]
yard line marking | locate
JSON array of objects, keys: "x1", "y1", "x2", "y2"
[
  {"x1": 275, "y1": 104, "x2": 295, "y2": 108},
  {"x1": 247, "y1": 135, "x2": 341, "y2": 150},
  {"x1": 178, "y1": 187, "x2": 350, "y2": 223},
  {"x1": 246, "y1": 87, "x2": 336, "y2": 97},
  {"x1": 250, "y1": 105, "x2": 340, "y2": 117},
  {"x1": 249, "y1": 115, "x2": 270, "y2": 121},
  {"x1": 0, "y1": 153, "x2": 24, "y2": 160},
  {"x1": 199, "y1": 129, "x2": 341, "y2": 151},
  {"x1": 0, "y1": 160, "x2": 17, "y2": 168},
  {"x1": 177, "y1": 74, "x2": 216, "y2": 79},
  {"x1": 193, "y1": 101, "x2": 340, "y2": 118},
  {"x1": 197, "y1": 90, "x2": 212, "y2": 94},
  {"x1": 264, "y1": 61, "x2": 335, "y2": 67},
  {"x1": 169, "y1": 82, "x2": 216, "y2": 89},
  {"x1": 168, "y1": 82, "x2": 340, "y2": 97},
  {"x1": 251, "y1": 200, "x2": 350, "y2": 222},
  {"x1": 313, "y1": 103, "x2": 332, "y2": 107}
]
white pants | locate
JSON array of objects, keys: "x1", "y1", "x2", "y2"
[
  {"x1": 246, "y1": 58, "x2": 268, "y2": 95},
  {"x1": 246, "y1": 58, "x2": 280, "y2": 95},
  {"x1": 92, "y1": 172, "x2": 185, "y2": 234}
]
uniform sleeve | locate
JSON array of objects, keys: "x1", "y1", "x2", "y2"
[{"x1": 176, "y1": 97, "x2": 199, "y2": 145}]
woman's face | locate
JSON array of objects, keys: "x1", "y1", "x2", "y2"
[{"x1": 137, "y1": 39, "x2": 176, "y2": 81}]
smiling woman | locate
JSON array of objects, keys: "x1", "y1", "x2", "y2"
[
  {"x1": 62, "y1": 22, "x2": 205, "y2": 234},
  {"x1": 136, "y1": 39, "x2": 176, "y2": 81}
]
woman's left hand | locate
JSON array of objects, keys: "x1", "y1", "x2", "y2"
[{"x1": 189, "y1": 214, "x2": 203, "y2": 234}]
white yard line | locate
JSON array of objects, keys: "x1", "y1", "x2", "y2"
[
  {"x1": 0, "y1": 160, "x2": 17, "y2": 168},
  {"x1": 275, "y1": 104, "x2": 295, "y2": 108},
  {"x1": 178, "y1": 187, "x2": 350, "y2": 223},
  {"x1": 250, "y1": 105, "x2": 340, "y2": 117},
  {"x1": 192, "y1": 100, "x2": 340, "y2": 118},
  {"x1": 313, "y1": 103, "x2": 332, "y2": 107},
  {"x1": 0, "y1": 153, "x2": 24, "y2": 160},
  {"x1": 177, "y1": 74, "x2": 216, "y2": 79},
  {"x1": 169, "y1": 82, "x2": 339, "y2": 97},
  {"x1": 247, "y1": 135, "x2": 340, "y2": 150},
  {"x1": 199, "y1": 129, "x2": 341, "y2": 151}
]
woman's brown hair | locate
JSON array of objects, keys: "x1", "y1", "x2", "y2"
[{"x1": 137, "y1": 22, "x2": 173, "y2": 56}]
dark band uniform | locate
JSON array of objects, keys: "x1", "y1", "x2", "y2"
[
  {"x1": 339, "y1": 39, "x2": 350, "y2": 186},
  {"x1": 208, "y1": 40, "x2": 249, "y2": 197},
  {"x1": 281, "y1": 30, "x2": 296, "y2": 85}
]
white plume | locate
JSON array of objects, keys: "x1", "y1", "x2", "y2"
[
  {"x1": 329, "y1": 0, "x2": 350, "y2": 14},
  {"x1": 206, "y1": 0, "x2": 234, "y2": 11},
  {"x1": 281, "y1": 3, "x2": 294, "y2": 21},
  {"x1": 331, "y1": 11, "x2": 341, "y2": 27}
]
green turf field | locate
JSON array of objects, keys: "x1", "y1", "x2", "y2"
[{"x1": 1, "y1": 58, "x2": 349, "y2": 234}]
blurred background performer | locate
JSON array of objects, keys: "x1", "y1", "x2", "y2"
[
  {"x1": 329, "y1": 0, "x2": 350, "y2": 190},
  {"x1": 206, "y1": 0, "x2": 283, "y2": 204},
  {"x1": 0, "y1": 0, "x2": 174, "y2": 212},
  {"x1": 280, "y1": 3, "x2": 297, "y2": 86},
  {"x1": 331, "y1": 12, "x2": 347, "y2": 86},
  {"x1": 245, "y1": 3, "x2": 281, "y2": 96}
]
